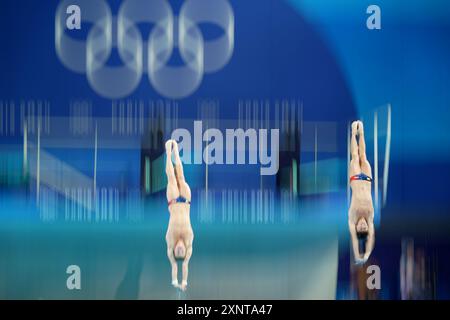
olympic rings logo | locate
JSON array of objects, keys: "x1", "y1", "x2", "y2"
[{"x1": 55, "y1": 0, "x2": 234, "y2": 99}]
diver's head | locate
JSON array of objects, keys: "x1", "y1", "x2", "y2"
[
  {"x1": 174, "y1": 240, "x2": 186, "y2": 259},
  {"x1": 356, "y1": 217, "x2": 369, "y2": 236}
]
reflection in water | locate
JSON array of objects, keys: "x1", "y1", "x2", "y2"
[
  {"x1": 349, "y1": 257, "x2": 380, "y2": 300},
  {"x1": 400, "y1": 238, "x2": 436, "y2": 300},
  {"x1": 0, "y1": 192, "x2": 447, "y2": 300},
  {"x1": 0, "y1": 223, "x2": 339, "y2": 299},
  {"x1": 115, "y1": 250, "x2": 143, "y2": 300}
]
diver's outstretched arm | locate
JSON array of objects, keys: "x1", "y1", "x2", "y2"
[
  {"x1": 180, "y1": 246, "x2": 193, "y2": 291},
  {"x1": 363, "y1": 221, "x2": 375, "y2": 262},
  {"x1": 167, "y1": 247, "x2": 179, "y2": 287},
  {"x1": 349, "y1": 221, "x2": 363, "y2": 264}
]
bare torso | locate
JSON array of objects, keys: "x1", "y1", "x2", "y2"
[{"x1": 349, "y1": 180, "x2": 374, "y2": 224}]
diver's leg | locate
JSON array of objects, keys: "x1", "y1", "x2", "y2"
[
  {"x1": 358, "y1": 121, "x2": 373, "y2": 178},
  {"x1": 350, "y1": 121, "x2": 361, "y2": 177},
  {"x1": 166, "y1": 140, "x2": 179, "y2": 202},
  {"x1": 173, "y1": 141, "x2": 191, "y2": 201}
]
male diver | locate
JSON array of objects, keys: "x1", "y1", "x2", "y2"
[
  {"x1": 165, "y1": 139, "x2": 194, "y2": 291},
  {"x1": 348, "y1": 121, "x2": 375, "y2": 265}
]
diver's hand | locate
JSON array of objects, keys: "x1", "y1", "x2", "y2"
[
  {"x1": 180, "y1": 280, "x2": 188, "y2": 291},
  {"x1": 172, "y1": 280, "x2": 179, "y2": 288},
  {"x1": 362, "y1": 253, "x2": 370, "y2": 263},
  {"x1": 355, "y1": 257, "x2": 365, "y2": 265}
]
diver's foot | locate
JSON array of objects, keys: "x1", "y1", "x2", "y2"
[
  {"x1": 165, "y1": 140, "x2": 174, "y2": 154},
  {"x1": 351, "y1": 121, "x2": 359, "y2": 136},
  {"x1": 358, "y1": 121, "x2": 364, "y2": 135},
  {"x1": 172, "y1": 140, "x2": 181, "y2": 163}
]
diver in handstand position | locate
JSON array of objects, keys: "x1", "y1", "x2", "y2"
[
  {"x1": 165, "y1": 139, "x2": 194, "y2": 291},
  {"x1": 348, "y1": 121, "x2": 375, "y2": 265}
]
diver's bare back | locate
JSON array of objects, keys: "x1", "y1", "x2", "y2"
[{"x1": 166, "y1": 205, "x2": 193, "y2": 245}]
